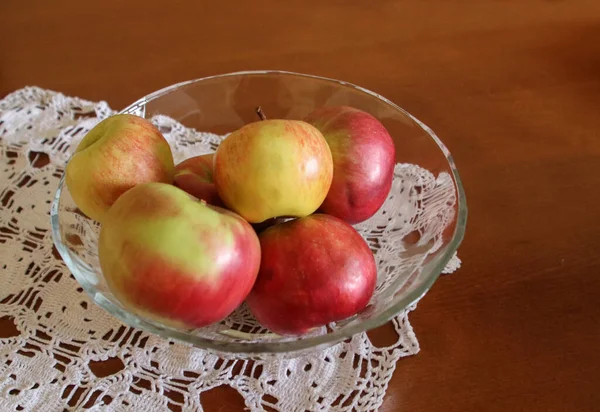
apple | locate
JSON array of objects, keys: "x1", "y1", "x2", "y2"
[
  {"x1": 98, "y1": 182, "x2": 261, "y2": 329},
  {"x1": 213, "y1": 119, "x2": 333, "y2": 223},
  {"x1": 304, "y1": 106, "x2": 396, "y2": 224},
  {"x1": 65, "y1": 114, "x2": 175, "y2": 223},
  {"x1": 246, "y1": 214, "x2": 377, "y2": 335},
  {"x1": 173, "y1": 153, "x2": 224, "y2": 207}
]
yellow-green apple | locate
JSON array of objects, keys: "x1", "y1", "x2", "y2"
[
  {"x1": 65, "y1": 114, "x2": 175, "y2": 223},
  {"x1": 246, "y1": 214, "x2": 377, "y2": 335},
  {"x1": 304, "y1": 106, "x2": 396, "y2": 224},
  {"x1": 213, "y1": 120, "x2": 333, "y2": 223},
  {"x1": 98, "y1": 182, "x2": 261, "y2": 329},
  {"x1": 173, "y1": 153, "x2": 224, "y2": 207}
]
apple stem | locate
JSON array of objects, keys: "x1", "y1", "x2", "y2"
[{"x1": 256, "y1": 106, "x2": 267, "y2": 121}]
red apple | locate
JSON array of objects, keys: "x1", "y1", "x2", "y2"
[
  {"x1": 304, "y1": 106, "x2": 396, "y2": 224},
  {"x1": 246, "y1": 214, "x2": 377, "y2": 335},
  {"x1": 173, "y1": 153, "x2": 224, "y2": 207},
  {"x1": 98, "y1": 182, "x2": 261, "y2": 329}
]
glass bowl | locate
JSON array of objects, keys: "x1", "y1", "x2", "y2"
[{"x1": 50, "y1": 70, "x2": 467, "y2": 357}]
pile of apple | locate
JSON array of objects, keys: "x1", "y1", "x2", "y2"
[{"x1": 65, "y1": 106, "x2": 395, "y2": 336}]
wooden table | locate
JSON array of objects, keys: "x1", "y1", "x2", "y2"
[{"x1": 2, "y1": 1, "x2": 599, "y2": 410}]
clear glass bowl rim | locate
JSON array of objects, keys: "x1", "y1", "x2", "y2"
[{"x1": 51, "y1": 70, "x2": 468, "y2": 355}]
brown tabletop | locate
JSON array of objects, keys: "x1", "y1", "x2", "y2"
[{"x1": 2, "y1": 1, "x2": 600, "y2": 411}]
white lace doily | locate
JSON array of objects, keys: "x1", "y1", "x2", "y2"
[{"x1": 0, "y1": 87, "x2": 460, "y2": 411}]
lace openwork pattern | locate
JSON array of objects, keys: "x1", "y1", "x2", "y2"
[{"x1": 0, "y1": 87, "x2": 460, "y2": 411}]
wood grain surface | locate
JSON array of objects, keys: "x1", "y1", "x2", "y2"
[{"x1": 2, "y1": 1, "x2": 600, "y2": 411}]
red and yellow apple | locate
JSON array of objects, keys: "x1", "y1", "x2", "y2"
[
  {"x1": 305, "y1": 106, "x2": 396, "y2": 224},
  {"x1": 65, "y1": 114, "x2": 175, "y2": 223},
  {"x1": 214, "y1": 120, "x2": 333, "y2": 223},
  {"x1": 173, "y1": 153, "x2": 224, "y2": 207},
  {"x1": 98, "y1": 182, "x2": 261, "y2": 329},
  {"x1": 246, "y1": 214, "x2": 377, "y2": 335}
]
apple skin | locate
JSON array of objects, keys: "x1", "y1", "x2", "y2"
[
  {"x1": 173, "y1": 153, "x2": 224, "y2": 207},
  {"x1": 98, "y1": 182, "x2": 261, "y2": 329},
  {"x1": 65, "y1": 114, "x2": 175, "y2": 223},
  {"x1": 213, "y1": 119, "x2": 333, "y2": 223},
  {"x1": 246, "y1": 214, "x2": 377, "y2": 335},
  {"x1": 304, "y1": 106, "x2": 396, "y2": 224}
]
